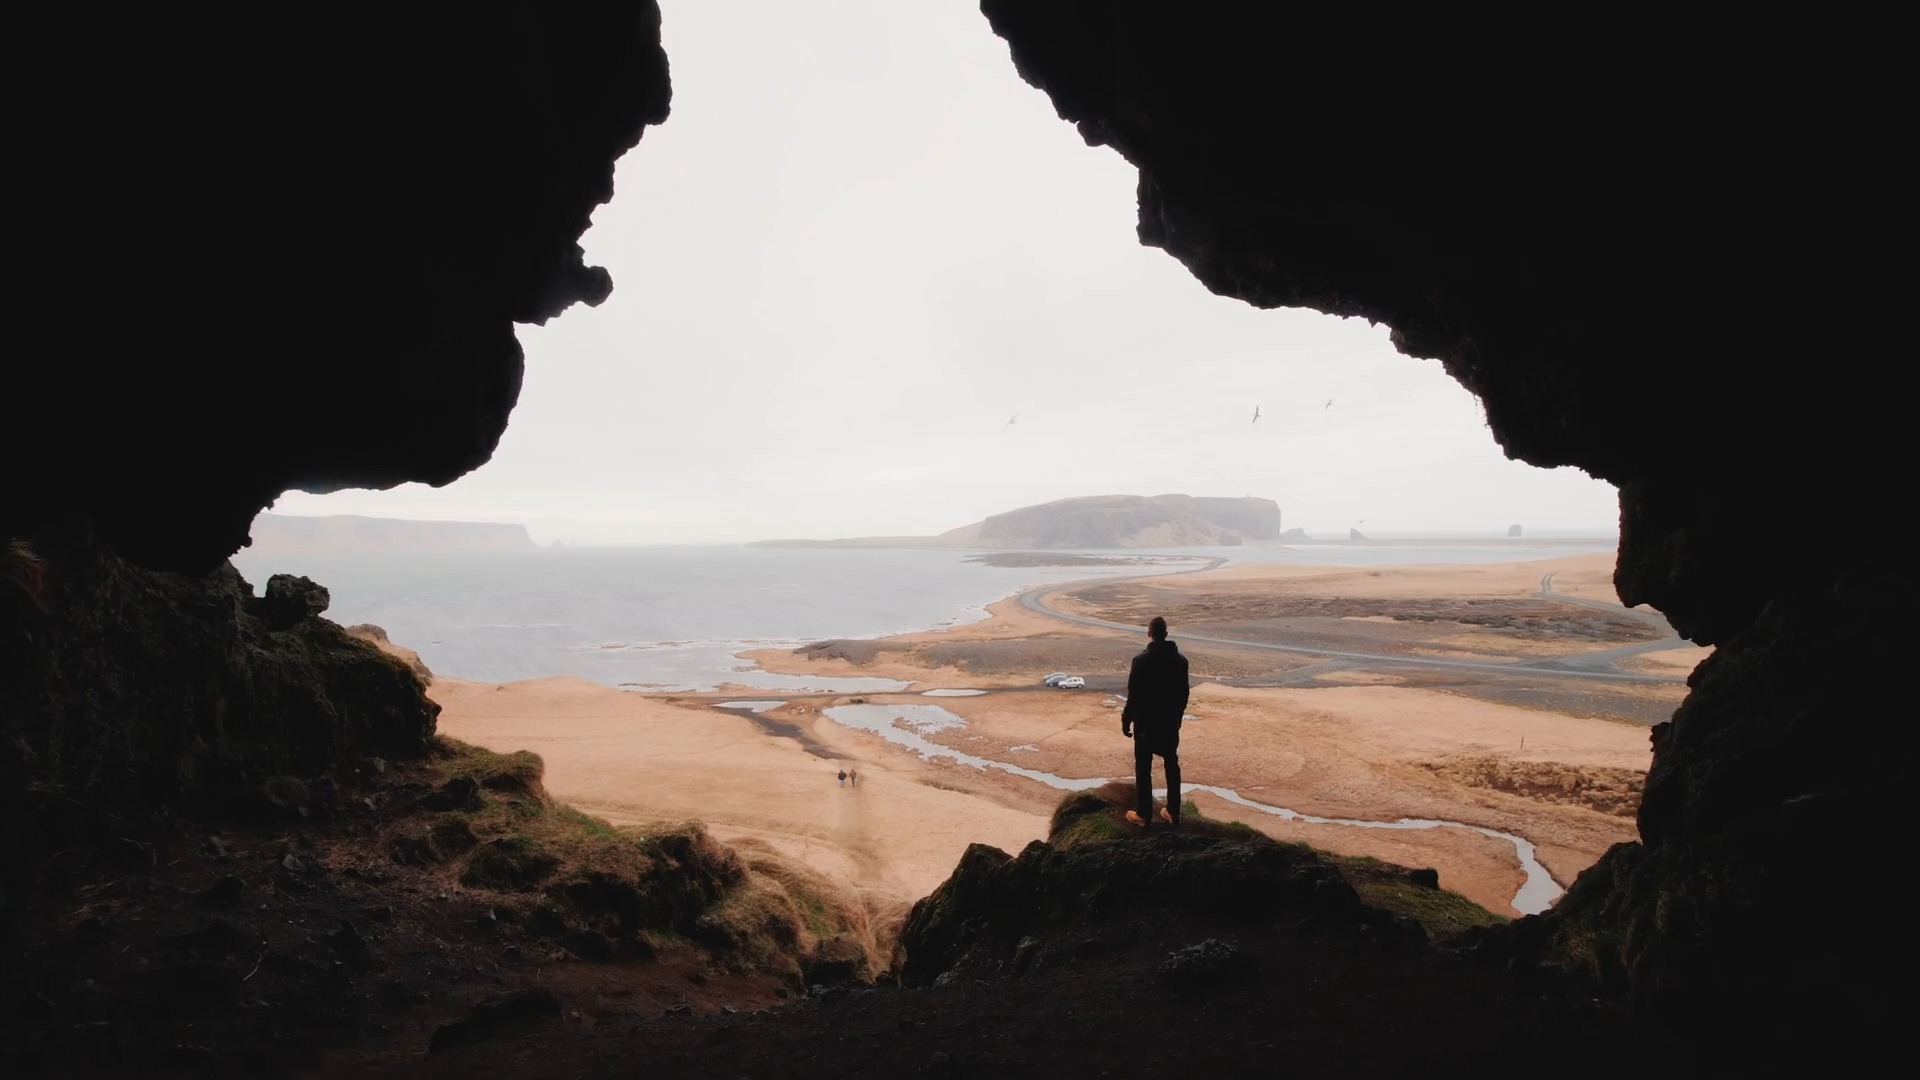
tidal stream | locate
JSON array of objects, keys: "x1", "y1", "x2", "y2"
[{"x1": 816, "y1": 702, "x2": 1563, "y2": 915}]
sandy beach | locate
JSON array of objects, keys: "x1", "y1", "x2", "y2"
[
  {"x1": 435, "y1": 551, "x2": 1687, "y2": 919},
  {"x1": 430, "y1": 677, "x2": 1048, "y2": 910}
]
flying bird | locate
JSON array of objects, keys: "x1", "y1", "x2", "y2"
[
  {"x1": 1324, "y1": 398, "x2": 1334, "y2": 410},
  {"x1": 1251, "y1": 405, "x2": 1260, "y2": 424},
  {"x1": 1002, "y1": 412, "x2": 1021, "y2": 432}
]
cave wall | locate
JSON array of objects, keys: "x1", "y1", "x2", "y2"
[
  {"x1": 2, "y1": 0, "x2": 674, "y2": 978},
  {"x1": 8, "y1": 5, "x2": 672, "y2": 574},
  {"x1": 980, "y1": 0, "x2": 1908, "y2": 1041},
  {"x1": 1, "y1": 527, "x2": 438, "y2": 808}
]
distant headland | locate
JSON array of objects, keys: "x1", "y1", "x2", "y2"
[
  {"x1": 247, "y1": 513, "x2": 536, "y2": 555},
  {"x1": 750, "y1": 494, "x2": 1280, "y2": 550}
]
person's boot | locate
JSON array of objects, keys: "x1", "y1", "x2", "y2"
[
  {"x1": 1125, "y1": 809, "x2": 1149, "y2": 828},
  {"x1": 1158, "y1": 806, "x2": 1178, "y2": 828}
]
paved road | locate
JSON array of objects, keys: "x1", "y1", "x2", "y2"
[{"x1": 1017, "y1": 561, "x2": 1688, "y2": 685}]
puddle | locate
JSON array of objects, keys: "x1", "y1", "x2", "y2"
[
  {"x1": 712, "y1": 700, "x2": 787, "y2": 713},
  {"x1": 819, "y1": 703, "x2": 1563, "y2": 915},
  {"x1": 921, "y1": 688, "x2": 988, "y2": 697},
  {"x1": 883, "y1": 704, "x2": 967, "y2": 735},
  {"x1": 586, "y1": 638, "x2": 913, "y2": 694}
]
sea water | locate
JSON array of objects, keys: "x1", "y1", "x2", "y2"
[{"x1": 231, "y1": 541, "x2": 1611, "y2": 691}]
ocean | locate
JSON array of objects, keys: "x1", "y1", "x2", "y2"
[{"x1": 229, "y1": 541, "x2": 1614, "y2": 691}]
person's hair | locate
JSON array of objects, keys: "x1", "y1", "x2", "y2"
[{"x1": 1148, "y1": 616, "x2": 1168, "y2": 640}]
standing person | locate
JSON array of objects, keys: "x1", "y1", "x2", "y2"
[
  {"x1": 1121, "y1": 616, "x2": 1190, "y2": 828},
  {"x1": 849, "y1": 768, "x2": 859, "y2": 788},
  {"x1": 837, "y1": 768, "x2": 846, "y2": 788}
]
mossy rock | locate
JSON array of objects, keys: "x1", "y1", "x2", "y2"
[
  {"x1": 261, "y1": 775, "x2": 310, "y2": 816},
  {"x1": 390, "y1": 836, "x2": 438, "y2": 866},
  {"x1": 417, "y1": 775, "x2": 482, "y2": 812},
  {"x1": 461, "y1": 837, "x2": 560, "y2": 890},
  {"x1": 429, "y1": 817, "x2": 479, "y2": 856},
  {"x1": 475, "y1": 751, "x2": 544, "y2": 795},
  {"x1": 801, "y1": 935, "x2": 871, "y2": 986},
  {"x1": 1329, "y1": 856, "x2": 1506, "y2": 938}
]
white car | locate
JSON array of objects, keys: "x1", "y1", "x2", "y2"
[{"x1": 1057, "y1": 676, "x2": 1086, "y2": 689}]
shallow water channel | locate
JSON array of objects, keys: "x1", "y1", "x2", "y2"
[{"x1": 817, "y1": 702, "x2": 1563, "y2": 915}]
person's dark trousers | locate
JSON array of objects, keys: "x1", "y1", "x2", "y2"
[{"x1": 1133, "y1": 726, "x2": 1182, "y2": 824}]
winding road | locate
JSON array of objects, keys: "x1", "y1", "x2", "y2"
[{"x1": 1016, "y1": 558, "x2": 1691, "y2": 685}]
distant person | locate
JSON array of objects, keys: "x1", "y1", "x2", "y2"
[
  {"x1": 837, "y1": 769, "x2": 846, "y2": 788},
  {"x1": 849, "y1": 768, "x2": 859, "y2": 788},
  {"x1": 1121, "y1": 616, "x2": 1190, "y2": 828}
]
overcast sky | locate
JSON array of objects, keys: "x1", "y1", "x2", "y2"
[{"x1": 271, "y1": 0, "x2": 1617, "y2": 544}]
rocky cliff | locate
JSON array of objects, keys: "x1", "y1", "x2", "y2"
[
  {"x1": 1189, "y1": 496, "x2": 1281, "y2": 541},
  {"x1": 250, "y1": 513, "x2": 537, "y2": 555},
  {"x1": 941, "y1": 494, "x2": 1274, "y2": 548}
]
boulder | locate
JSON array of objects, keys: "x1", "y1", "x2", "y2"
[
  {"x1": 898, "y1": 832, "x2": 1364, "y2": 986},
  {"x1": 255, "y1": 574, "x2": 330, "y2": 630}
]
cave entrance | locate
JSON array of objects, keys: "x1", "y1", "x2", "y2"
[
  {"x1": 13, "y1": 4, "x2": 1898, "y2": 1073},
  {"x1": 245, "y1": 0, "x2": 1682, "y2": 928}
]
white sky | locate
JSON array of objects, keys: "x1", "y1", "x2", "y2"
[{"x1": 271, "y1": 0, "x2": 1617, "y2": 544}]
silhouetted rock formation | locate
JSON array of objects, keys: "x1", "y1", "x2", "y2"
[
  {"x1": 0, "y1": 529, "x2": 438, "y2": 818},
  {"x1": 10, "y1": 6, "x2": 672, "y2": 574},
  {"x1": 1349, "y1": 528, "x2": 1369, "y2": 541},
  {"x1": 0, "y1": 528, "x2": 439, "y2": 970},
  {"x1": 982, "y1": 0, "x2": 1906, "y2": 1055},
  {"x1": 1508, "y1": 524, "x2": 1524, "y2": 538},
  {"x1": 345, "y1": 624, "x2": 435, "y2": 684},
  {"x1": 900, "y1": 827, "x2": 1384, "y2": 987}
]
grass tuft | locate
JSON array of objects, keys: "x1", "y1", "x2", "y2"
[{"x1": 1329, "y1": 855, "x2": 1508, "y2": 936}]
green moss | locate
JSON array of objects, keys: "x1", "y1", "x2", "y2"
[
  {"x1": 460, "y1": 835, "x2": 560, "y2": 889},
  {"x1": 261, "y1": 774, "x2": 308, "y2": 810},
  {"x1": 554, "y1": 805, "x2": 618, "y2": 839},
  {"x1": 1331, "y1": 855, "x2": 1508, "y2": 937},
  {"x1": 435, "y1": 739, "x2": 543, "y2": 794},
  {"x1": 1053, "y1": 811, "x2": 1130, "y2": 849}
]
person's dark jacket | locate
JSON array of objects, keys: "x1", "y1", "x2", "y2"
[{"x1": 1121, "y1": 639, "x2": 1189, "y2": 735}]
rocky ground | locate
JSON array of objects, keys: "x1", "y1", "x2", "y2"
[
  {"x1": 357, "y1": 785, "x2": 1692, "y2": 1079},
  {"x1": 0, "y1": 738, "x2": 878, "y2": 1075}
]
